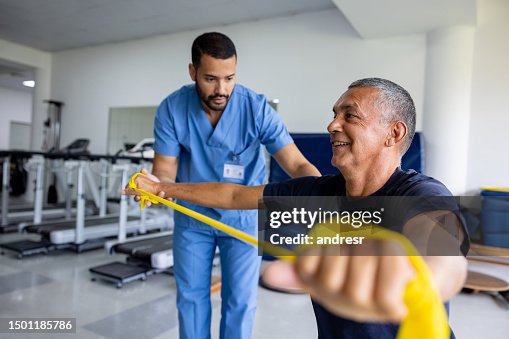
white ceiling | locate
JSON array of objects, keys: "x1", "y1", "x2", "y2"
[
  {"x1": 333, "y1": 0, "x2": 476, "y2": 39},
  {"x1": 0, "y1": 0, "x2": 335, "y2": 52},
  {"x1": 0, "y1": 0, "x2": 476, "y2": 91},
  {"x1": 0, "y1": 0, "x2": 477, "y2": 53}
]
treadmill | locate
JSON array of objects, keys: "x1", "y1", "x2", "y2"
[
  {"x1": 1, "y1": 151, "x2": 60, "y2": 232},
  {"x1": 89, "y1": 155, "x2": 175, "y2": 288},
  {"x1": 1, "y1": 147, "x2": 98, "y2": 233},
  {"x1": 1, "y1": 155, "x2": 169, "y2": 258},
  {"x1": 90, "y1": 231, "x2": 174, "y2": 288}
]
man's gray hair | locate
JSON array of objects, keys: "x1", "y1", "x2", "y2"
[{"x1": 349, "y1": 78, "x2": 416, "y2": 154}]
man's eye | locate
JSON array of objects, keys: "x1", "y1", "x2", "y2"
[
  {"x1": 206, "y1": 77, "x2": 215, "y2": 82},
  {"x1": 345, "y1": 113, "x2": 355, "y2": 120}
]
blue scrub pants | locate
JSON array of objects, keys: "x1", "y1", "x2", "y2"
[{"x1": 173, "y1": 225, "x2": 261, "y2": 339}]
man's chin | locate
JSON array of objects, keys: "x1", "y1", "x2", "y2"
[
  {"x1": 206, "y1": 102, "x2": 227, "y2": 112},
  {"x1": 331, "y1": 158, "x2": 346, "y2": 171}
]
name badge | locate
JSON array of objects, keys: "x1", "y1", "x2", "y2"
[{"x1": 223, "y1": 163, "x2": 245, "y2": 180}]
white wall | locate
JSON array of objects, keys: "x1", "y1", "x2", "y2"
[
  {"x1": 9, "y1": 122, "x2": 31, "y2": 149},
  {"x1": 0, "y1": 39, "x2": 51, "y2": 151},
  {"x1": 466, "y1": 0, "x2": 509, "y2": 192},
  {"x1": 0, "y1": 87, "x2": 32, "y2": 149},
  {"x1": 423, "y1": 26, "x2": 475, "y2": 195},
  {"x1": 50, "y1": 9, "x2": 426, "y2": 154}
]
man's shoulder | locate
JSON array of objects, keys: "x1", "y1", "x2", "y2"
[
  {"x1": 233, "y1": 84, "x2": 267, "y2": 104},
  {"x1": 265, "y1": 174, "x2": 343, "y2": 197},
  {"x1": 392, "y1": 169, "x2": 452, "y2": 196},
  {"x1": 166, "y1": 84, "x2": 195, "y2": 101},
  {"x1": 157, "y1": 85, "x2": 196, "y2": 118}
]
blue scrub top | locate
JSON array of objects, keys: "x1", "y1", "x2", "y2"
[{"x1": 154, "y1": 84, "x2": 293, "y2": 231}]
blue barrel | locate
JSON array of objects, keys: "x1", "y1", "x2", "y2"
[{"x1": 481, "y1": 188, "x2": 509, "y2": 248}]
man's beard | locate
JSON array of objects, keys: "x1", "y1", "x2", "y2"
[{"x1": 196, "y1": 84, "x2": 230, "y2": 112}]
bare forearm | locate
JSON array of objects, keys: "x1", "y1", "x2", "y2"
[
  {"x1": 425, "y1": 255, "x2": 467, "y2": 301},
  {"x1": 156, "y1": 182, "x2": 263, "y2": 210},
  {"x1": 152, "y1": 153, "x2": 178, "y2": 183},
  {"x1": 152, "y1": 169, "x2": 175, "y2": 184},
  {"x1": 289, "y1": 163, "x2": 320, "y2": 178},
  {"x1": 272, "y1": 143, "x2": 321, "y2": 178}
]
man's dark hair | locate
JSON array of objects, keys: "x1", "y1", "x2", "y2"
[
  {"x1": 191, "y1": 32, "x2": 237, "y2": 68},
  {"x1": 349, "y1": 78, "x2": 416, "y2": 154}
]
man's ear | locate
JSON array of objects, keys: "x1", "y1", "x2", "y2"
[
  {"x1": 385, "y1": 121, "x2": 407, "y2": 148},
  {"x1": 189, "y1": 63, "x2": 196, "y2": 81}
]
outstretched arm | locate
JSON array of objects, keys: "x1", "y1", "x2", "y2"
[{"x1": 123, "y1": 170, "x2": 264, "y2": 210}]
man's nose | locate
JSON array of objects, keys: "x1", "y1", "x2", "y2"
[
  {"x1": 327, "y1": 116, "x2": 343, "y2": 134},
  {"x1": 215, "y1": 80, "x2": 227, "y2": 96}
]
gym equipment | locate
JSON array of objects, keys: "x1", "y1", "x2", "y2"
[
  {"x1": 41, "y1": 100, "x2": 64, "y2": 153},
  {"x1": 464, "y1": 270, "x2": 509, "y2": 292},
  {"x1": 463, "y1": 269, "x2": 509, "y2": 310},
  {"x1": 464, "y1": 243, "x2": 509, "y2": 308},
  {"x1": 0, "y1": 150, "x2": 94, "y2": 233},
  {"x1": 47, "y1": 138, "x2": 91, "y2": 204},
  {"x1": 7, "y1": 153, "x2": 28, "y2": 196},
  {"x1": 1, "y1": 154, "x2": 170, "y2": 258},
  {"x1": 54, "y1": 138, "x2": 90, "y2": 155},
  {"x1": 42, "y1": 100, "x2": 64, "y2": 203},
  {"x1": 117, "y1": 138, "x2": 154, "y2": 158},
  {"x1": 90, "y1": 232, "x2": 174, "y2": 288},
  {"x1": 89, "y1": 166, "x2": 174, "y2": 288}
]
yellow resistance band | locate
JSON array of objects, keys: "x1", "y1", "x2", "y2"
[
  {"x1": 128, "y1": 172, "x2": 449, "y2": 339},
  {"x1": 129, "y1": 173, "x2": 294, "y2": 260}
]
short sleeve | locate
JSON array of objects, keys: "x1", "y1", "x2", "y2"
[
  {"x1": 256, "y1": 97, "x2": 293, "y2": 155},
  {"x1": 263, "y1": 176, "x2": 334, "y2": 198},
  {"x1": 153, "y1": 98, "x2": 181, "y2": 157},
  {"x1": 392, "y1": 176, "x2": 470, "y2": 256}
]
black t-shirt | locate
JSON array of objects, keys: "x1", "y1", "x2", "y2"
[
  {"x1": 263, "y1": 168, "x2": 468, "y2": 339},
  {"x1": 265, "y1": 167, "x2": 456, "y2": 197}
]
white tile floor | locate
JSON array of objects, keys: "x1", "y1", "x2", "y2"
[{"x1": 1, "y1": 230, "x2": 508, "y2": 339}]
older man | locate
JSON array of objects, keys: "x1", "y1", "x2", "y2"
[{"x1": 126, "y1": 78, "x2": 468, "y2": 339}]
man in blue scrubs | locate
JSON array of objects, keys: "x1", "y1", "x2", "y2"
[
  {"x1": 151, "y1": 32, "x2": 320, "y2": 339},
  {"x1": 126, "y1": 78, "x2": 468, "y2": 339}
]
